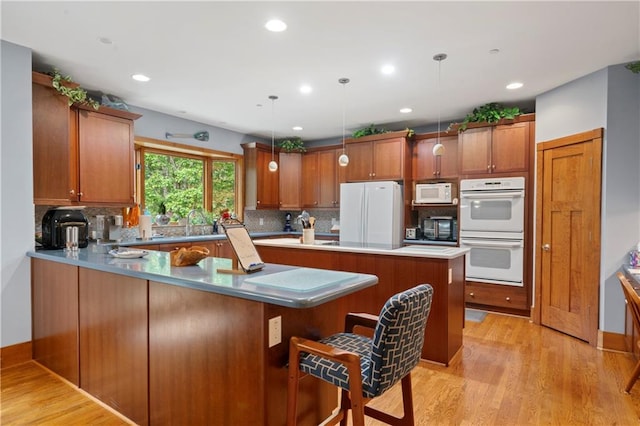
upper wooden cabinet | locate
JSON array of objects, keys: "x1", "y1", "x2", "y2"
[
  {"x1": 243, "y1": 142, "x2": 279, "y2": 210},
  {"x1": 278, "y1": 152, "x2": 302, "y2": 210},
  {"x1": 413, "y1": 133, "x2": 458, "y2": 180},
  {"x1": 344, "y1": 131, "x2": 412, "y2": 182},
  {"x1": 301, "y1": 148, "x2": 344, "y2": 209},
  {"x1": 32, "y1": 72, "x2": 141, "y2": 206},
  {"x1": 458, "y1": 118, "x2": 533, "y2": 176}
]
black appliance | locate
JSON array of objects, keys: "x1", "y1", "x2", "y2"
[{"x1": 41, "y1": 208, "x2": 89, "y2": 249}]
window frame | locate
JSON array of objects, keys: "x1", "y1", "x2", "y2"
[{"x1": 134, "y1": 136, "x2": 244, "y2": 220}]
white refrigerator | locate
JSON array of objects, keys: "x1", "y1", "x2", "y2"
[{"x1": 339, "y1": 181, "x2": 404, "y2": 245}]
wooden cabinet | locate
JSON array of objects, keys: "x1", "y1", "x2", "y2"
[
  {"x1": 458, "y1": 120, "x2": 531, "y2": 176},
  {"x1": 32, "y1": 72, "x2": 141, "y2": 206},
  {"x1": 413, "y1": 133, "x2": 458, "y2": 180},
  {"x1": 278, "y1": 152, "x2": 301, "y2": 210},
  {"x1": 465, "y1": 281, "x2": 528, "y2": 313},
  {"x1": 134, "y1": 238, "x2": 234, "y2": 259},
  {"x1": 344, "y1": 131, "x2": 411, "y2": 182},
  {"x1": 243, "y1": 143, "x2": 279, "y2": 210},
  {"x1": 301, "y1": 148, "x2": 344, "y2": 208},
  {"x1": 79, "y1": 268, "x2": 148, "y2": 425},
  {"x1": 31, "y1": 258, "x2": 79, "y2": 385}
]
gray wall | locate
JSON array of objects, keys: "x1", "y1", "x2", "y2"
[
  {"x1": 536, "y1": 64, "x2": 640, "y2": 333},
  {"x1": 1, "y1": 40, "x2": 34, "y2": 347}
]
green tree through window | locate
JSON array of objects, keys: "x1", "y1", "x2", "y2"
[{"x1": 212, "y1": 161, "x2": 236, "y2": 214}]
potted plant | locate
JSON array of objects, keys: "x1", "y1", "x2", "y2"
[
  {"x1": 352, "y1": 124, "x2": 388, "y2": 138},
  {"x1": 278, "y1": 137, "x2": 306, "y2": 152},
  {"x1": 48, "y1": 68, "x2": 100, "y2": 109},
  {"x1": 626, "y1": 61, "x2": 640, "y2": 74},
  {"x1": 450, "y1": 102, "x2": 522, "y2": 132}
]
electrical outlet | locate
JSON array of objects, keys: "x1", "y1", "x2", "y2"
[
  {"x1": 259, "y1": 218, "x2": 264, "y2": 226},
  {"x1": 268, "y1": 316, "x2": 282, "y2": 347}
]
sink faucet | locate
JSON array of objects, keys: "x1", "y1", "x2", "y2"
[{"x1": 186, "y1": 209, "x2": 208, "y2": 236}]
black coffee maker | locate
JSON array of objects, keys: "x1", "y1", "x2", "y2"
[
  {"x1": 283, "y1": 212, "x2": 293, "y2": 232},
  {"x1": 41, "y1": 208, "x2": 89, "y2": 249}
]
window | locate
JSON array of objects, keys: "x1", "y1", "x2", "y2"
[{"x1": 135, "y1": 138, "x2": 242, "y2": 222}]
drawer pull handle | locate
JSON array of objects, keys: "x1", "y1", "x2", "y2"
[{"x1": 469, "y1": 292, "x2": 474, "y2": 297}]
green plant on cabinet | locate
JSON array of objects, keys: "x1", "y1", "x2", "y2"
[
  {"x1": 49, "y1": 68, "x2": 100, "y2": 109},
  {"x1": 451, "y1": 102, "x2": 522, "y2": 132}
]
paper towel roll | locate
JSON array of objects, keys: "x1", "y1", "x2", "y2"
[{"x1": 139, "y1": 215, "x2": 153, "y2": 240}]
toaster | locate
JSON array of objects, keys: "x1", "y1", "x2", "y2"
[
  {"x1": 405, "y1": 227, "x2": 423, "y2": 240},
  {"x1": 41, "y1": 208, "x2": 89, "y2": 249}
]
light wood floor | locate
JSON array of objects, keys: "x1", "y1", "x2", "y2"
[{"x1": 3, "y1": 312, "x2": 640, "y2": 425}]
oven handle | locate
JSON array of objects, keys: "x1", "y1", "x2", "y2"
[
  {"x1": 460, "y1": 239, "x2": 523, "y2": 248},
  {"x1": 460, "y1": 191, "x2": 524, "y2": 199}
]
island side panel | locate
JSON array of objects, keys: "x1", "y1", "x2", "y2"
[
  {"x1": 78, "y1": 268, "x2": 149, "y2": 426},
  {"x1": 148, "y1": 281, "x2": 266, "y2": 425},
  {"x1": 31, "y1": 258, "x2": 79, "y2": 385}
]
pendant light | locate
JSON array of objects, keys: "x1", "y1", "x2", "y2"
[
  {"x1": 268, "y1": 95, "x2": 278, "y2": 172},
  {"x1": 338, "y1": 78, "x2": 350, "y2": 167},
  {"x1": 432, "y1": 53, "x2": 447, "y2": 157}
]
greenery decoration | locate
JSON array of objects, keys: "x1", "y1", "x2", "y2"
[
  {"x1": 352, "y1": 124, "x2": 388, "y2": 138},
  {"x1": 278, "y1": 137, "x2": 306, "y2": 152},
  {"x1": 452, "y1": 102, "x2": 522, "y2": 132},
  {"x1": 49, "y1": 68, "x2": 100, "y2": 109},
  {"x1": 626, "y1": 61, "x2": 640, "y2": 74}
]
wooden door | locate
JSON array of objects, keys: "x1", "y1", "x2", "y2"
[
  {"x1": 345, "y1": 142, "x2": 373, "y2": 181},
  {"x1": 413, "y1": 139, "x2": 437, "y2": 179},
  {"x1": 372, "y1": 138, "x2": 403, "y2": 180},
  {"x1": 256, "y1": 149, "x2": 279, "y2": 209},
  {"x1": 317, "y1": 150, "x2": 339, "y2": 207},
  {"x1": 535, "y1": 129, "x2": 602, "y2": 345},
  {"x1": 278, "y1": 152, "x2": 301, "y2": 209},
  {"x1": 459, "y1": 127, "x2": 492, "y2": 175},
  {"x1": 492, "y1": 122, "x2": 529, "y2": 173},
  {"x1": 301, "y1": 152, "x2": 319, "y2": 208},
  {"x1": 78, "y1": 110, "x2": 134, "y2": 204}
]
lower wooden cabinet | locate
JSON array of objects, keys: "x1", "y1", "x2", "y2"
[
  {"x1": 31, "y1": 258, "x2": 79, "y2": 385},
  {"x1": 465, "y1": 281, "x2": 528, "y2": 313},
  {"x1": 135, "y1": 238, "x2": 233, "y2": 258},
  {"x1": 79, "y1": 268, "x2": 148, "y2": 425}
]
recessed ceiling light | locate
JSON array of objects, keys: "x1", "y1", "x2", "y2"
[
  {"x1": 381, "y1": 64, "x2": 395, "y2": 75},
  {"x1": 265, "y1": 19, "x2": 287, "y2": 32},
  {"x1": 132, "y1": 74, "x2": 150, "y2": 82},
  {"x1": 292, "y1": 126, "x2": 303, "y2": 131},
  {"x1": 506, "y1": 82, "x2": 523, "y2": 90},
  {"x1": 400, "y1": 107, "x2": 412, "y2": 114},
  {"x1": 299, "y1": 85, "x2": 312, "y2": 94}
]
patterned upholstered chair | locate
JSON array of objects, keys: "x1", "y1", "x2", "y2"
[{"x1": 287, "y1": 284, "x2": 434, "y2": 426}]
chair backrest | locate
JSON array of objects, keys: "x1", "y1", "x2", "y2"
[
  {"x1": 618, "y1": 272, "x2": 640, "y2": 331},
  {"x1": 367, "y1": 284, "x2": 434, "y2": 396}
]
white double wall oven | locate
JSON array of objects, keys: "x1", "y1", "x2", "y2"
[{"x1": 459, "y1": 177, "x2": 525, "y2": 286}]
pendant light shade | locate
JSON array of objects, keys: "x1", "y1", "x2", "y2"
[
  {"x1": 338, "y1": 78, "x2": 350, "y2": 167},
  {"x1": 432, "y1": 53, "x2": 447, "y2": 157},
  {"x1": 268, "y1": 95, "x2": 278, "y2": 172}
]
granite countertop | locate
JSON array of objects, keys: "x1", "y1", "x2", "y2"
[
  {"x1": 253, "y1": 238, "x2": 469, "y2": 259},
  {"x1": 27, "y1": 245, "x2": 377, "y2": 309}
]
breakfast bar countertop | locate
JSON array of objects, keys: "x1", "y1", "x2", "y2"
[
  {"x1": 27, "y1": 246, "x2": 378, "y2": 309},
  {"x1": 253, "y1": 238, "x2": 469, "y2": 259}
]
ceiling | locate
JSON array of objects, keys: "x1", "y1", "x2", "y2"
[{"x1": 2, "y1": 1, "x2": 639, "y2": 141}]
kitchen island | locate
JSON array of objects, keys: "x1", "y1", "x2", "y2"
[
  {"x1": 254, "y1": 238, "x2": 469, "y2": 366},
  {"x1": 28, "y1": 247, "x2": 377, "y2": 426}
]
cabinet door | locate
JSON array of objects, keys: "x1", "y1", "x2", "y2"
[
  {"x1": 301, "y1": 152, "x2": 319, "y2": 208},
  {"x1": 317, "y1": 150, "x2": 339, "y2": 207},
  {"x1": 491, "y1": 122, "x2": 529, "y2": 173},
  {"x1": 345, "y1": 142, "x2": 373, "y2": 181},
  {"x1": 215, "y1": 240, "x2": 235, "y2": 259},
  {"x1": 458, "y1": 127, "x2": 492, "y2": 175},
  {"x1": 372, "y1": 138, "x2": 404, "y2": 180},
  {"x1": 32, "y1": 82, "x2": 79, "y2": 204},
  {"x1": 256, "y1": 149, "x2": 279, "y2": 209},
  {"x1": 278, "y1": 152, "x2": 301, "y2": 209},
  {"x1": 413, "y1": 139, "x2": 437, "y2": 180},
  {"x1": 438, "y1": 135, "x2": 459, "y2": 178},
  {"x1": 79, "y1": 268, "x2": 148, "y2": 425},
  {"x1": 78, "y1": 110, "x2": 134, "y2": 204},
  {"x1": 32, "y1": 258, "x2": 79, "y2": 385}
]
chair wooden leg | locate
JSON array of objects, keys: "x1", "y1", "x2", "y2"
[
  {"x1": 339, "y1": 389, "x2": 351, "y2": 426},
  {"x1": 346, "y1": 362, "x2": 366, "y2": 426},
  {"x1": 287, "y1": 339, "x2": 301, "y2": 426},
  {"x1": 625, "y1": 359, "x2": 640, "y2": 393},
  {"x1": 363, "y1": 373, "x2": 415, "y2": 426}
]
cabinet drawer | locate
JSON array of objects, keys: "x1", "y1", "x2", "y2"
[{"x1": 465, "y1": 281, "x2": 528, "y2": 310}]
